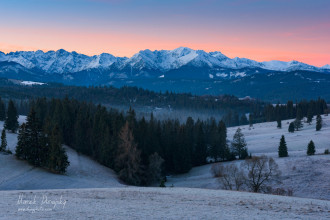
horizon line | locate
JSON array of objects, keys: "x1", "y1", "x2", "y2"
[{"x1": 1, "y1": 47, "x2": 328, "y2": 68}]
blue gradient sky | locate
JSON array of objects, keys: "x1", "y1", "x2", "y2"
[{"x1": 0, "y1": 0, "x2": 329, "y2": 66}]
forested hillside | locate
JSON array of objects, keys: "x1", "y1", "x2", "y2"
[{"x1": 1, "y1": 95, "x2": 326, "y2": 185}]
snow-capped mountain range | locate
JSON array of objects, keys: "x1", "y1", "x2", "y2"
[{"x1": 0, "y1": 47, "x2": 329, "y2": 74}]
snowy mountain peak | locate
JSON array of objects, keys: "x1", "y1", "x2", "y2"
[
  {"x1": 262, "y1": 60, "x2": 318, "y2": 72},
  {"x1": 0, "y1": 51, "x2": 6, "y2": 62},
  {"x1": 209, "y1": 51, "x2": 228, "y2": 60},
  {"x1": 56, "y1": 49, "x2": 69, "y2": 54},
  {"x1": 322, "y1": 64, "x2": 330, "y2": 69},
  {"x1": 0, "y1": 47, "x2": 328, "y2": 74},
  {"x1": 171, "y1": 47, "x2": 195, "y2": 56}
]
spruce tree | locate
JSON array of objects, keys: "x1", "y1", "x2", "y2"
[
  {"x1": 293, "y1": 118, "x2": 303, "y2": 131},
  {"x1": 15, "y1": 123, "x2": 28, "y2": 160},
  {"x1": 209, "y1": 118, "x2": 219, "y2": 161},
  {"x1": 288, "y1": 122, "x2": 295, "y2": 133},
  {"x1": 47, "y1": 126, "x2": 70, "y2": 173},
  {"x1": 0, "y1": 129, "x2": 7, "y2": 151},
  {"x1": 278, "y1": 135, "x2": 288, "y2": 157},
  {"x1": 0, "y1": 98, "x2": 6, "y2": 121},
  {"x1": 147, "y1": 152, "x2": 164, "y2": 184},
  {"x1": 25, "y1": 108, "x2": 47, "y2": 167},
  {"x1": 316, "y1": 114, "x2": 322, "y2": 131},
  {"x1": 296, "y1": 107, "x2": 303, "y2": 120},
  {"x1": 307, "y1": 140, "x2": 315, "y2": 156},
  {"x1": 306, "y1": 108, "x2": 313, "y2": 124},
  {"x1": 231, "y1": 128, "x2": 248, "y2": 159},
  {"x1": 4, "y1": 100, "x2": 19, "y2": 133},
  {"x1": 193, "y1": 122, "x2": 207, "y2": 166},
  {"x1": 173, "y1": 125, "x2": 192, "y2": 173},
  {"x1": 249, "y1": 114, "x2": 253, "y2": 128},
  {"x1": 277, "y1": 118, "x2": 282, "y2": 129},
  {"x1": 218, "y1": 120, "x2": 229, "y2": 161}
]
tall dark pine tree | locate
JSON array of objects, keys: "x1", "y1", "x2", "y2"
[
  {"x1": 0, "y1": 129, "x2": 7, "y2": 151},
  {"x1": 296, "y1": 107, "x2": 303, "y2": 120},
  {"x1": 288, "y1": 122, "x2": 295, "y2": 133},
  {"x1": 306, "y1": 108, "x2": 313, "y2": 124},
  {"x1": 316, "y1": 114, "x2": 322, "y2": 131},
  {"x1": 173, "y1": 125, "x2": 192, "y2": 173},
  {"x1": 278, "y1": 135, "x2": 288, "y2": 157},
  {"x1": 0, "y1": 98, "x2": 6, "y2": 121},
  {"x1": 4, "y1": 100, "x2": 19, "y2": 133},
  {"x1": 184, "y1": 117, "x2": 194, "y2": 163},
  {"x1": 231, "y1": 128, "x2": 248, "y2": 159},
  {"x1": 287, "y1": 101, "x2": 294, "y2": 119},
  {"x1": 193, "y1": 122, "x2": 207, "y2": 166},
  {"x1": 277, "y1": 118, "x2": 282, "y2": 129},
  {"x1": 293, "y1": 118, "x2": 303, "y2": 131},
  {"x1": 47, "y1": 126, "x2": 70, "y2": 173},
  {"x1": 218, "y1": 120, "x2": 229, "y2": 161},
  {"x1": 249, "y1": 114, "x2": 253, "y2": 127},
  {"x1": 147, "y1": 152, "x2": 164, "y2": 185},
  {"x1": 73, "y1": 108, "x2": 92, "y2": 155},
  {"x1": 15, "y1": 123, "x2": 28, "y2": 159},
  {"x1": 307, "y1": 140, "x2": 316, "y2": 156},
  {"x1": 25, "y1": 108, "x2": 48, "y2": 167},
  {"x1": 209, "y1": 118, "x2": 219, "y2": 161}
]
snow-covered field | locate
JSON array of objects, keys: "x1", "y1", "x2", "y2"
[
  {"x1": 0, "y1": 117, "x2": 123, "y2": 190},
  {"x1": 167, "y1": 115, "x2": 330, "y2": 200},
  {"x1": 1, "y1": 187, "x2": 329, "y2": 219},
  {"x1": 227, "y1": 116, "x2": 330, "y2": 155},
  {"x1": 0, "y1": 115, "x2": 329, "y2": 219}
]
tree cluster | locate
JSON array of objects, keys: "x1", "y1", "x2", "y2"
[
  {"x1": 262, "y1": 99, "x2": 327, "y2": 123},
  {"x1": 15, "y1": 108, "x2": 69, "y2": 173},
  {"x1": 23, "y1": 97, "x2": 236, "y2": 185},
  {"x1": 0, "y1": 82, "x2": 262, "y2": 117}
]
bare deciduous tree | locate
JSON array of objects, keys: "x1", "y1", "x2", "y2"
[
  {"x1": 242, "y1": 156, "x2": 281, "y2": 192},
  {"x1": 211, "y1": 163, "x2": 246, "y2": 191}
]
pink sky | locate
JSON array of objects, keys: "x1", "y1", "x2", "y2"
[{"x1": 0, "y1": 0, "x2": 329, "y2": 66}]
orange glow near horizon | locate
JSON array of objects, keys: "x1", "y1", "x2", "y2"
[
  {"x1": 0, "y1": 0, "x2": 329, "y2": 67},
  {"x1": 0, "y1": 24, "x2": 329, "y2": 67}
]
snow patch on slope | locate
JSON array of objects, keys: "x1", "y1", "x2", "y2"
[{"x1": 21, "y1": 81, "x2": 45, "y2": 85}]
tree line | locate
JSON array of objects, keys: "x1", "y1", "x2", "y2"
[{"x1": 0, "y1": 78, "x2": 262, "y2": 115}]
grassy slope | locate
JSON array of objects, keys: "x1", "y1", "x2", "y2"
[{"x1": 167, "y1": 115, "x2": 330, "y2": 200}]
